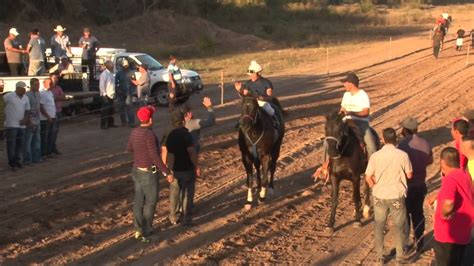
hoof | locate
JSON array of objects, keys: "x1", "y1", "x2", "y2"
[
  {"x1": 362, "y1": 205, "x2": 371, "y2": 219},
  {"x1": 353, "y1": 221, "x2": 362, "y2": 228},
  {"x1": 244, "y1": 203, "x2": 252, "y2": 211},
  {"x1": 324, "y1": 227, "x2": 334, "y2": 234}
]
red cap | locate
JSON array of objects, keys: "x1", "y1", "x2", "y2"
[{"x1": 137, "y1": 106, "x2": 156, "y2": 122}]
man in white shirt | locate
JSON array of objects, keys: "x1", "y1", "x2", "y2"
[
  {"x1": 314, "y1": 72, "x2": 377, "y2": 180},
  {"x1": 40, "y1": 78, "x2": 56, "y2": 157},
  {"x1": 4, "y1": 81, "x2": 31, "y2": 170},
  {"x1": 340, "y1": 72, "x2": 377, "y2": 158},
  {"x1": 99, "y1": 60, "x2": 116, "y2": 129}
]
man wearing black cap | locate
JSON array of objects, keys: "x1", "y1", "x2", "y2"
[
  {"x1": 340, "y1": 72, "x2": 377, "y2": 157},
  {"x1": 161, "y1": 109, "x2": 200, "y2": 226},
  {"x1": 398, "y1": 116, "x2": 433, "y2": 252}
]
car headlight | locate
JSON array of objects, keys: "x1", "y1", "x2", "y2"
[{"x1": 181, "y1": 78, "x2": 191, "y2": 83}]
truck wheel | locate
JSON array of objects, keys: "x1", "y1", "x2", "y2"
[{"x1": 153, "y1": 84, "x2": 169, "y2": 107}]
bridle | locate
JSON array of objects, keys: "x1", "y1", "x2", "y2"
[{"x1": 325, "y1": 123, "x2": 350, "y2": 159}]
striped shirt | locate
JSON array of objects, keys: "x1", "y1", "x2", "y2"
[{"x1": 127, "y1": 127, "x2": 169, "y2": 175}]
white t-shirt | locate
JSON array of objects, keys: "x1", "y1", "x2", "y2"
[
  {"x1": 341, "y1": 89, "x2": 370, "y2": 122},
  {"x1": 40, "y1": 89, "x2": 56, "y2": 121},
  {"x1": 4, "y1": 92, "x2": 31, "y2": 128}
]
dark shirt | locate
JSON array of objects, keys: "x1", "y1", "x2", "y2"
[
  {"x1": 78, "y1": 36, "x2": 100, "y2": 60},
  {"x1": 243, "y1": 77, "x2": 273, "y2": 99},
  {"x1": 162, "y1": 126, "x2": 195, "y2": 172},
  {"x1": 398, "y1": 134, "x2": 433, "y2": 189},
  {"x1": 457, "y1": 29, "x2": 466, "y2": 38},
  {"x1": 115, "y1": 68, "x2": 135, "y2": 99},
  {"x1": 127, "y1": 127, "x2": 169, "y2": 174}
]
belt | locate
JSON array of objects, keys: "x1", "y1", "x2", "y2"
[
  {"x1": 137, "y1": 167, "x2": 149, "y2": 172},
  {"x1": 136, "y1": 165, "x2": 158, "y2": 173}
]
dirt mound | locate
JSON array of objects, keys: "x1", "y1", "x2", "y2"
[{"x1": 0, "y1": 9, "x2": 273, "y2": 58}]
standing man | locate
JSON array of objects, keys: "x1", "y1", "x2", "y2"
[
  {"x1": 78, "y1": 27, "x2": 100, "y2": 83},
  {"x1": 451, "y1": 119, "x2": 469, "y2": 170},
  {"x1": 181, "y1": 97, "x2": 216, "y2": 212},
  {"x1": 455, "y1": 26, "x2": 465, "y2": 51},
  {"x1": 470, "y1": 29, "x2": 474, "y2": 48},
  {"x1": 49, "y1": 73, "x2": 67, "y2": 155},
  {"x1": 127, "y1": 106, "x2": 174, "y2": 243},
  {"x1": 4, "y1": 82, "x2": 31, "y2": 170},
  {"x1": 39, "y1": 78, "x2": 56, "y2": 158},
  {"x1": 433, "y1": 147, "x2": 474, "y2": 266},
  {"x1": 116, "y1": 59, "x2": 136, "y2": 127},
  {"x1": 398, "y1": 117, "x2": 433, "y2": 252},
  {"x1": 162, "y1": 110, "x2": 200, "y2": 226},
  {"x1": 167, "y1": 56, "x2": 181, "y2": 111},
  {"x1": 26, "y1": 29, "x2": 46, "y2": 76},
  {"x1": 365, "y1": 128, "x2": 413, "y2": 264},
  {"x1": 131, "y1": 64, "x2": 150, "y2": 107},
  {"x1": 99, "y1": 60, "x2": 116, "y2": 129},
  {"x1": 4, "y1": 28, "x2": 26, "y2": 76},
  {"x1": 50, "y1": 25, "x2": 71, "y2": 63},
  {"x1": 23, "y1": 78, "x2": 42, "y2": 164},
  {"x1": 0, "y1": 79, "x2": 5, "y2": 141}
]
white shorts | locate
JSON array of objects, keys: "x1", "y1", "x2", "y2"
[{"x1": 456, "y1": 38, "x2": 463, "y2": 46}]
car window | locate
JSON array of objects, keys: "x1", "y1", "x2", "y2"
[{"x1": 134, "y1": 55, "x2": 164, "y2": 71}]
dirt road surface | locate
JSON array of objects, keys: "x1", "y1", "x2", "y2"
[{"x1": 0, "y1": 24, "x2": 473, "y2": 265}]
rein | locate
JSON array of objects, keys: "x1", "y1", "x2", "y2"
[{"x1": 325, "y1": 125, "x2": 350, "y2": 159}]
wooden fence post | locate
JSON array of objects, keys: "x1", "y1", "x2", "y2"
[
  {"x1": 326, "y1": 48, "x2": 329, "y2": 78},
  {"x1": 467, "y1": 45, "x2": 471, "y2": 66},
  {"x1": 220, "y1": 71, "x2": 224, "y2": 106},
  {"x1": 389, "y1": 36, "x2": 392, "y2": 60}
]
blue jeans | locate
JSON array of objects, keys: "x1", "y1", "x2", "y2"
[
  {"x1": 118, "y1": 98, "x2": 135, "y2": 126},
  {"x1": 131, "y1": 167, "x2": 159, "y2": 236},
  {"x1": 354, "y1": 120, "x2": 377, "y2": 157},
  {"x1": 374, "y1": 196, "x2": 408, "y2": 260},
  {"x1": 23, "y1": 125, "x2": 41, "y2": 163},
  {"x1": 40, "y1": 120, "x2": 54, "y2": 156},
  {"x1": 169, "y1": 171, "x2": 196, "y2": 224},
  {"x1": 6, "y1": 127, "x2": 25, "y2": 167},
  {"x1": 49, "y1": 112, "x2": 61, "y2": 153}
]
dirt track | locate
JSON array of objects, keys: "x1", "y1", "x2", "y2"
[{"x1": 1, "y1": 25, "x2": 473, "y2": 265}]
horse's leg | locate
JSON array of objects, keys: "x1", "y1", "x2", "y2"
[
  {"x1": 258, "y1": 154, "x2": 271, "y2": 203},
  {"x1": 352, "y1": 177, "x2": 362, "y2": 227},
  {"x1": 326, "y1": 176, "x2": 340, "y2": 233},
  {"x1": 242, "y1": 150, "x2": 254, "y2": 210},
  {"x1": 268, "y1": 158, "x2": 276, "y2": 197}
]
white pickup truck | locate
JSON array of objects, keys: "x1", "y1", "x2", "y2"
[{"x1": 0, "y1": 47, "x2": 203, "y2": 112}]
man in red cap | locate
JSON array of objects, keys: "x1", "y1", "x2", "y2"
[{"x1": 127, "y1": 105, "x2": 174, "y2": 242}]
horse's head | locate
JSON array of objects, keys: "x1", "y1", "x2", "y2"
[
  {"x1": 240, "y1": 96, "x2": 260, "y2": 130},
  {"x1": 324, "y1": 111, "x2": 349, "y2": 158}
]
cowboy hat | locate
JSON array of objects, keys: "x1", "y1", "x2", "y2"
[{"x1": 53, "y1": 25, "x2": 66, "y2": 32}]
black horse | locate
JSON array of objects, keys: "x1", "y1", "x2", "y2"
[
  {"x1": 324, "y1": 111, "x2": 373, "y2": 232},
  {"x1": 238, "y1": 96, "x2": 285, "y2": 209}
]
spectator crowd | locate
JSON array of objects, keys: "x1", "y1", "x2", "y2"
[{"x1": 1, "y1": 22, "x2": 473, "y2": 266}]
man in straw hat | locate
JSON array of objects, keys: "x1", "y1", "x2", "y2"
[{"x1": 50, "y1": 25, "x2": 71, "y2": 63}]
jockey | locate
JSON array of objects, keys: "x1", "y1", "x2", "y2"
[
  {"x1": 314, "y1": 72, "x2": 377, "y2": 180},
  {"x1": 234, "y1": 60, "x2": 282, "y2": 119}
]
